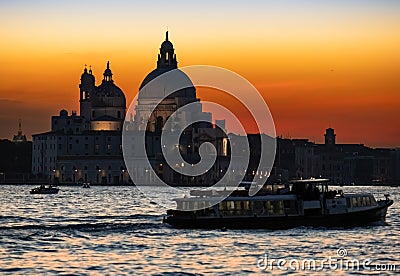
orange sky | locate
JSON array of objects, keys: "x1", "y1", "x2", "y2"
[{"x1": 0, "y1": 1, "x2": 399, "y2": 147}]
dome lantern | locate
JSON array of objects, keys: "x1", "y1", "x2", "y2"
[
  {"x1": 157, "y1": 31, "x2": 177, "y2": 69},
  {"x1": 103, "y1": 61, "x2": 113, "y2": 82},
  {"x1": 139, "y1": 32, "x2": 196, "y2": 101}
]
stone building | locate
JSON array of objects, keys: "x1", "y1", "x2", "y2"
[
  {"x1": 272, "y1": 128, "x2": 399, "y2": 185},
  {"x1": 32, "y1": 62, "x2": 129, "y2": 184}
]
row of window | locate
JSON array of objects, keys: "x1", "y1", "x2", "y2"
[
  {"x1": 34, "y1": 165, "x2": 125, "y2": 172},
  {"x1": 219, "y1": 200, "x2": 287, "y2": 216},
  {"x1": 33, "y1": 156, "x2": 56, "y2": 163},
  {"x1": 92, "y1": 111, "x2": 122, "y2": 119},
  {"x1": 33, "y1": 166, "x2": 55, "y2": 172},
  {"x1": 34, "y1": 143, "x2": 121, "y2": 151},
  {"x1": 34, "y1": 136, "x2": 118, "y2": 143},
  {"x1": 177, "y1": 200, "x2": 298, "y2": 216},
  {"x1": 348, "y1": 196, "x2": 377, "y2": 208}
]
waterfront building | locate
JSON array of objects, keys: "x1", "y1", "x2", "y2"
[
  {"x1": 32, "y1": 62, "x2": 129, "y2": 184},
  {"x1": 32, "y1": 33, "x2": 228, "y2": 185},
  {"x1": 271, "y1": 128, "x2": 399, "y2": 185}
]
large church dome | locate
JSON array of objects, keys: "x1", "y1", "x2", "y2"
[{"x1": 138, "y1": 32, "x2": 196, "y2": 100}]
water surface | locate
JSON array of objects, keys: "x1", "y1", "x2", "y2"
[{"x1": 0, "y1": 185, "x2": 399, "y2": 275}]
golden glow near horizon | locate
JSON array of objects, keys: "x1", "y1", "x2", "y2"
[{"x1": 0, "y1": 1, "x2": 399, "y2": 147}]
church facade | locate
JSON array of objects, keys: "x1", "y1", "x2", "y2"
[{"x1": 32, "y1": 62, "x2": 129, "y2": 184}]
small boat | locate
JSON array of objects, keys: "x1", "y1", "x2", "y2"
[
  {"x1": 30, "y1": 185, "x2": 60, "y2": 194},
  {"x1": 163, "y1": 179, "x2": 394, "y2": 229},
  {"x1": 82, "y1": 183, "x2": 91, "y2": 188}
]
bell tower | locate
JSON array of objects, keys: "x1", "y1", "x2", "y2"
[
  {"x1": 79, "y1": 65, "x2": 96, "y2": 121},
  {"x1": 324, "y1": 128, "x2": 336, "y2": 146}
]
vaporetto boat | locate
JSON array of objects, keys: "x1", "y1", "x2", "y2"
[{"x1": 163, "y1": 179, "x2": 393, "y2": 229}]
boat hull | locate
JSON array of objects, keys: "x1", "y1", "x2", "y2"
[
  {"x1": 30, "y1": 188, "x2": 60, "y2": 194},
  {"x1": 164, "y1": 200, "x2": 393, "y2": 229}
]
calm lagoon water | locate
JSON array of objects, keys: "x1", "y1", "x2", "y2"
[{"x1": 0, "y1": 185, "x2": 399, "y2": 275}]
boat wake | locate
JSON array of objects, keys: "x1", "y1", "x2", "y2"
[
  {"x1": 0, "y1": 214, "x2": 163, "y2": 233},
  {"x1": 0, "y1": 221, "x2": 162, "y2": 232}
]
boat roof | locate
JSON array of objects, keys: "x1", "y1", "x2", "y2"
[
  {"x1": 344, "y1": 193, "x2": 375, "y2": 197},
  {"x1": 290, "y1": 178, "x2": 330, "y2": 184},
  {"x1": 174, "y1": 194, "x2": 297, "y2": 202}
]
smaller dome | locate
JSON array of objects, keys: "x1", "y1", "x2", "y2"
[
  {"x1": 93, "y1": 81, "x2": 126, "y2": 108},
  {"x1": 161, "y1": 40, "x2": 173, "y2": 51},
  {"x1": 60, "y1": 109, "x2": 68, "y2": 116},
  {"x1": 104, "y1": 68, "x2": 112, "y2": 77}
]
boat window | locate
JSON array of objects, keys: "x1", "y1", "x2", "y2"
[
  {"x1": 243, "y1": 201, "x2": 250, "y2": 210},
  {"x1": 254, "y1": 201, "x2": 263, "y2": 210},
  {"x1": 267, "y1": 201, "x2": 284, "y2": 216},
  {"x1": 346, "y1": 198, "x2": 351, "y2": 207},
  {"x1": 351, "y1": 196, "x2": 370, "y2": 208},
  {"x1": 235, "y1": 201, "x2": 242, "y2": 210},
  {"x1": 266, "y1": 201, "x2": 274, "y2": 215},
  {"x1": 219, "y1": 200, "x2": 251, "y2": 214},
  {"x1": 284, "y1": 200, "x2": 296, "y2": 209},
  {"x1": 197, "y1": 201, "x2": 206, "y2": 210},
  {"x1": 284, "y1": 200, "x2": 297, "y2": 215},
  {"x1": 219, "y1": 201, "x2": 227, "y2": 211},
  {"x1": 275, "y1": 201, "x2": 284, "y2": 215},
  {"x1": 370, "y1": 196, "x2": 377, "y2": 206},
  {"x1": 177, "y1": 201, "x2": 183, "y2": 209},
  {"x1": 182, "y1": 201, "x2": 190, "y2": 210}
]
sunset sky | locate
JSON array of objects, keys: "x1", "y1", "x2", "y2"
[{"x1": 0, "y1": 0, "x2": 399, "y2": 147}]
